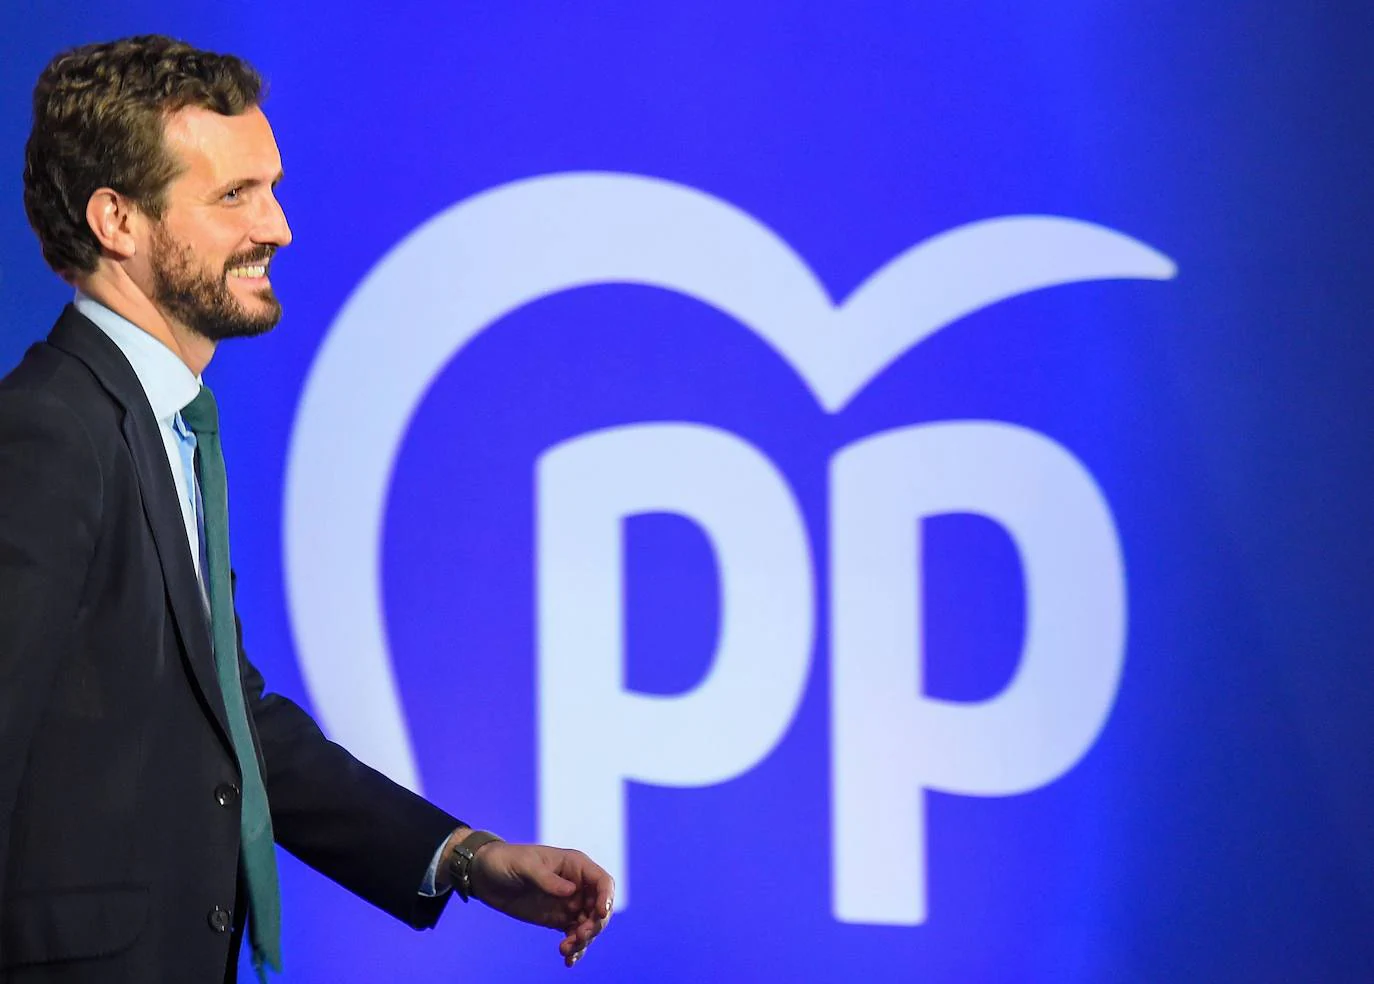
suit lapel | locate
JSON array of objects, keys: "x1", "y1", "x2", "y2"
[{"x1": 48, "y1": 306, "x2": 235, "y2": 751}]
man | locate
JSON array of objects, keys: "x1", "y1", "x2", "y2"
[{"x1": 0, "y1": 35, "x2": 612, "y2": 983}]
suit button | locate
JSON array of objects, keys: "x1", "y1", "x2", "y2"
[
  {"x1": 214, "y1": 783, "x2": 240, "y2": 807},
  {"x1": 208, "y1": 905, "x2": 231, "y2": 933}
]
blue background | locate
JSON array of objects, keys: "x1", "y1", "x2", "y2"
[{"x1": 2, "y1": 4, "x2": 1372, "y2": 981}]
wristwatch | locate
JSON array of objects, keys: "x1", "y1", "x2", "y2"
[{"x1": 447, "y1": 829, "x2": 504, "y2": 902}]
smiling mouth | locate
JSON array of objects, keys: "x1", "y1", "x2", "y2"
[{"x1": 227, "y1": 263, "x2": 269, "y2": 280}]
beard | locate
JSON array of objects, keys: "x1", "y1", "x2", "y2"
[{"x1": 149, "y1": 223, "x2": 283, "y2": 342}]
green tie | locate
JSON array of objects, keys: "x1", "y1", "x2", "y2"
[{"x1": 180, "y1": 385, "x2": 282, "y2": 980}]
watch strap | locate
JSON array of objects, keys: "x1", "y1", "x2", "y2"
[{"x1": 447, "y1": 829, "x2": 504, "y2": 902}]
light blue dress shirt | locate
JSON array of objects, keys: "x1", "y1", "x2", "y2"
[{"x1": 74, "y1": 293, "x2": 450, "y2": 898}]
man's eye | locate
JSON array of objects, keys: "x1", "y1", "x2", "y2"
[{"x1": 224, "y1": 187, "x2": 242, "y2": 202}]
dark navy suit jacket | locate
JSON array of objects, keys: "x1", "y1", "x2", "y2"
[{"x1": 0, "y1": 307, "x2": 460, "y2": 982}]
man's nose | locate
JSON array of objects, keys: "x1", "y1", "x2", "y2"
[{"x1": 256, "y1": 190, "x2": 292, "y2": 248}]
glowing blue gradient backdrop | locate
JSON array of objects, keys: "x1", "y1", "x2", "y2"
[{"x1": 2, "y1": 4, "x2": 1372, "y2": 982}]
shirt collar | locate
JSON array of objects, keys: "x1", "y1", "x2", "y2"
[{"x1": 74, "y1": 291, "x2": 201, "y2": 421}]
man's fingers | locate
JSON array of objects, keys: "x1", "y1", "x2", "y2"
[
  {"x1": 562, "y1": 936, "x2": 592, "y2": 968},
  {"x1": 559, "y1": 917, "x2": 600, "y2": 955},
  {"x1": 596, "y1": 873, "x2": 614, "y2": 922},
  {"x1": 561, "y1": 930, "x2": 588, "y2": 968},
  {"x1": 560, "y1": 850, "x2": 614, "y2": 923}
]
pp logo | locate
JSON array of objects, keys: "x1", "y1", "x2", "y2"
[{"x1": 284, "y1": 172, "x2": 1175, "y2": 924}]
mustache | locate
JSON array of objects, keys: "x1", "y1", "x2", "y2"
[{"x1": 223, "y1": 246, "x2": 277, "y2": 272}]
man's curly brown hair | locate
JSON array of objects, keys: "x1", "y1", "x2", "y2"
[{"x1": 24, "y1": 35, "x2": 264, "y2": 278}]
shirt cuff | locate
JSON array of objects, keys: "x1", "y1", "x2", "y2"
[{"x1": 419, "y1": 835, "x2": 453, "y2": 897}]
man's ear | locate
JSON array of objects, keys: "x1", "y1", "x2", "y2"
[{"x1": 84, "y1": 187, "x2": 143, "y2": 260}]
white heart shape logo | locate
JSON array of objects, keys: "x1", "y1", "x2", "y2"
[{"x1": 284, "y1": 171, "x2": 1175, "y2": 787}]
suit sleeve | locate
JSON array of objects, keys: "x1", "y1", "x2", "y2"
[
  {"x1": 0, "y1": 391, "x2": 101, "y2": 931},
  {"x1": 233, "y1": 590, "x2": 463, "y2": 930}
]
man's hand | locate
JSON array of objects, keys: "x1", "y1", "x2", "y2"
[{"x1": 469, "y1": 840, "x2": 614, "y2": 967}]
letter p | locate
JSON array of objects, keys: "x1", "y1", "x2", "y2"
[
  {"x1": 536, "y1": 423, "x2": 815, "y2": 909},
  {"x1": 829, "y1": 421, "x2": 1126, "y2": 924}
]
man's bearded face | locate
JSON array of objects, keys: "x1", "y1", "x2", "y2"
[{"x1": 149, "y1": 220, "x2": 282, "y2": 342}]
